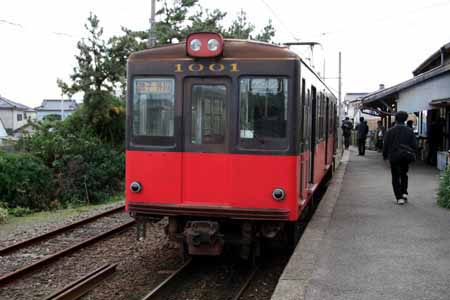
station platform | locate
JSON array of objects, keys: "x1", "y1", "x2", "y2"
[{"x1": 272, "y1": 148, "x2": 450, "y2": 300}]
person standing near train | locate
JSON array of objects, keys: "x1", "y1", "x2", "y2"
[
  {"x1": 383, "y1": 111, "x2": 417, "y2": 205},
  {"x1": 341, "y1": 117, "x2": 353, "y2": 149},
  {"x1": 355, "y1": 117, "x2": 369, "y2": 155}
]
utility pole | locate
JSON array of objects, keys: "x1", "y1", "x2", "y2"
[
  {"x1": 147, "y1": 0, "x2": 156, "y2": 48},
  {"x1": 338, "y1": 51, "x2": 343, "y2": 155},
  {"x1": 61, "y1": 93, "x2": 64, "y2": 121}
]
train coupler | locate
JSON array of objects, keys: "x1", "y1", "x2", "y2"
[{"x1": 183, "y1": 221, "x2": 224, "y2": 256}]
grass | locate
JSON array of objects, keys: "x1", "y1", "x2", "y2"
[
  {"x1": 0, "y1": 194, "x2": 124, "y2": 227},
  {"x1": 437, "y1": 167, "x2": 450, "y2": 209}
]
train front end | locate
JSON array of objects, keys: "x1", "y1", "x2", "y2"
[{"x1": 126, "y1": 33, "x2": 301, "y2": 258}]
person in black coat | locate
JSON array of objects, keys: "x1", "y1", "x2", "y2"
[
  {"x1": 383, "y1": 111, "x2": 417, "y2": 205},
  {"x1": 341, "y1": 117, "x2": 353, "y2": 149},
  {"x1": 355, "y1": 117, "x2": 369, "y2": 155}
]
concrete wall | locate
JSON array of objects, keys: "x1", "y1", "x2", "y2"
[
  {"x1": 0, "y1": 109, "x2": 13, "y2": 129},
  {"x1": 397, "y1": 72, "x2": 450, "y2": 112},
  {"x1": 13, "y1": 110, "x2": 28, "y2": 130}
]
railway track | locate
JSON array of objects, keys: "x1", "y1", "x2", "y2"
[
  {"x1": 0, "y1": 205, "x2": 134, "y2": 286},
  {"x1": 141, "y1": 257, "x2": 257, "y2": 300},
  {"x1": 43, "y1": 263, "x2": 117, "y2": 300}
]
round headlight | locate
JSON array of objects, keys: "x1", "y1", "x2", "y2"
[
  {"x1": 272, "y1": 188, "x2": 285, "y2": 201},
  {"x1": 190, "y1": 39, "x2": 202, "y2": 52},
  {"x1": 130, "y1": 181, "x2": 142, "y2": 193},
  {"x1": 207, "y1": 39, "x2": 219, "y2": 51}
]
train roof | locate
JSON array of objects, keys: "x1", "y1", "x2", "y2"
[{"x1": 128, "y1": 39, "x2": 300, "y2": 61}]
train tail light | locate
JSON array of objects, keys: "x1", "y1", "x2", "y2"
[{"x1": 186, "y1": 32, "x2": 224, "y2": 58}]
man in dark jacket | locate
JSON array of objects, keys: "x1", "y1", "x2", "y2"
[
  {"x1": 341, "y1": 117, "x2": 353, "y2": 149},
  {"x1": 383, "y1": 111, "x2": 417, "y2": 205},
  {"x1": 355, "y1": 117, "x2": 369, "y2": 155}
]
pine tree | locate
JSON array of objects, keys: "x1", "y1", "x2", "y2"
[{"x1": 57, "y1": 13, "x2": 117, "y2": 96}]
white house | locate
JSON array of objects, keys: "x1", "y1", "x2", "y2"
[
  {"x1": 35, "y1": 99, "x2": 78, "y2": 121},
  {"x1": 0, "y1": 95, "x2": 35, "y2": 131}
]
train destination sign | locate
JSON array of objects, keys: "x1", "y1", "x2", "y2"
[{"x1": 136, "y1": 80, "x2": 173, "y2": 94}]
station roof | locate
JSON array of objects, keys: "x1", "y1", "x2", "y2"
[
  {"x1": 412, "y1": 42, "x2": 450, "y2": 76},
  {"x1": 362, "y1": 63, "x2": 450, "y2": 107}
]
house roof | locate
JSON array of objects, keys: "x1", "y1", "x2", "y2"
[
  {"x1": 35, "y1": 99, "x2": 78, "y2": 111},
  {"x1": 412, "y1": 41, "x2": 450, "y2": 76},
  {"x1": 362, "y1": 63, "x2": 450, "y2": 105},
  {"x1": 0, "y1": 95, "x2": 33, "y2": 111}
]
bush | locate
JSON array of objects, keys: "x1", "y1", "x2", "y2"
[
  {"x1": 17, "y1": 114, "x2": 125, "y2": 207},
  {"x1": 0, "y1": 152, "x2": 54, "y2": 210},
  {"x1": 8, "y1": 206, "x2": 33, "y2": 217},
  {"x1": 0, "y1": 206, "x2": 8, "y2": 223},
  {"x1": 437, "y1": 167, "x2": 450, "y2": 209},
  {"x1": 52, "y1": 136, "x2": 125, "y2": 206},
  {"x1": 15, "y1": 91, "x2": 125, "y2": 209}
]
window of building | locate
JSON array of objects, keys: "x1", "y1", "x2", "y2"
[{"x1": 17, "y1": 114, "x2": 22, "y2": 122}]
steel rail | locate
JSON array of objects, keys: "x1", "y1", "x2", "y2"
[
  {"x1": 0, "y1": 205, "x2": 125, "y2": 256},
  {"x1": 230, "y1": 267, "x2": 258, "y2": 300},
  {"x1": 141, "y1": 258, "x2": 193, "y2": 300},
  {"x1": 140, "y1": 258, "x2": 257, "y2": 300},
  {"x1": 43, "y1": 263, "x2": 117, "y2": 300},
  {"x1": 0, "y1": 220, "x2": 134, "y2": 286}
]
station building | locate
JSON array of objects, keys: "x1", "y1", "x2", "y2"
[{"x1": 362, "y1": 42, "x2": 450, "y2": 169}]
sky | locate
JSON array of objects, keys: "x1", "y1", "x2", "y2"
[{"x1": 0, "y1": 0, "x2": 449, "y2": 108}]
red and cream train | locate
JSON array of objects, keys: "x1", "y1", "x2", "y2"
[{"x1": 125, "y1": 32, "x2": 337, "y2": 258}]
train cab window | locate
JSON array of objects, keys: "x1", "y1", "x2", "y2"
[
  {"x1": 239, "y1": 78, "x2": 288, "y2": 149},
  {"x1": 132, "y1": 78, "x2": 175, "y2": 146},
  {"x1": 191, "y1": 85, "x2": 226, "y2": 145}
]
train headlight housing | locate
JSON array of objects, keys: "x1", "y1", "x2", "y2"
[
  {"x1": 207, "y1": 39, "x2": 219, "y2": 51},
  {"x1": 130, "y1": 181, "x2": 142, "y2": 193},
  {"x1": 186, "y1": 32, "x2": 224, "y2": 57},
  {"x1": 272, "y1": 188, "x2": 285, "y2": 201},
  {"x1": 189, "y1": 39, "x2": 202, "y2": 52}
]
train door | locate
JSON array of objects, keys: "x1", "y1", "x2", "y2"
[
  {"x1": 300, "y1": 79, "x2": 307, "y2": 201},
  {"x1": 182, "y1": 77, "x2": 231, "y2": 204},
  {"x1": 325, "y1": 97, "x2": 329, "y2": 164},
  {"x1": 310, "y1": 86, "x2": 317, "y2": 183}
]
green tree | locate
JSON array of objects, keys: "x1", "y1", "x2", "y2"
[
  {"x1": 57, "y1": 13, "x2": 118, "y2": 96},
  {"x1": 152, "y1": 1, "x2": 275, "y2": 45},
  {"x1": 109, "y1": 28, "x2": 148, "y2": 97},
  {"x1": 254, "y1": 19, "x2": 276, "y2": 42},
  {"x1": 57, "y1": 13, "x2": 125, "y2": 146},
  {"x1": 223, "y1": 9, "x2": 254, "y2": 39}
]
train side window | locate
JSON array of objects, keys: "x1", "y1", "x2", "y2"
[
  {"x1": 131, "y1": 78, "x2": 175, "y2": 146},
  {"x1": 239, "y1": 77, "x2": 288, "y2": 149}
]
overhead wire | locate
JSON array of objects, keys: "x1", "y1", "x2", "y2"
[
  {"x1": 0, "y1": 17, "x2": 79, "y2": 39},
  {"x1": 259, "y1": 0, "x2": 300, "y2": 42},
  {"x1": 318, "y1": 0, "x2": 450, "y2": 38}
]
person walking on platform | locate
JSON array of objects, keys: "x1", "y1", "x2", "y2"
[
  {"x1": 376, "y1": 120, "x2": 385, "y2": 152},
  {"x1": 383, "y1": 111, "x2": 417, "y2": 205},
  {"x1": 356, "y1": 117, "x2": 368, "y2": 155},
  {"x1": 341, "y1": 117, "x2": 353, "y2": 149}
]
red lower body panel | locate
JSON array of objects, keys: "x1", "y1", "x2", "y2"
[{"x1": 126, "y1": 151, "x2": 299, "y2": 221}]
